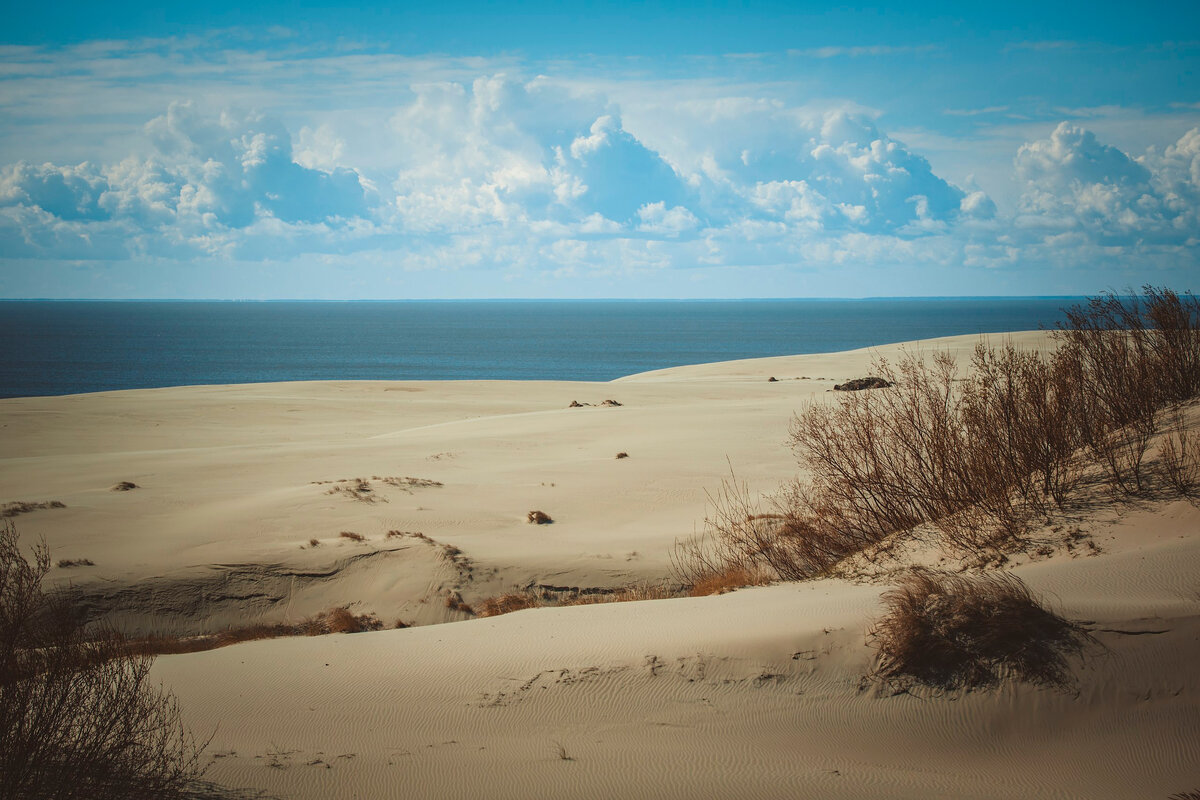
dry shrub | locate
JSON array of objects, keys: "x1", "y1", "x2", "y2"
[
  {"x1": 55, "y1": 558, "x2": 94, "y2": 568},
  {"x1": 477, "y1": 592, "x2": 541, "y2": 617},
  {"x1": 338, "y1": 531, "x2": 365, "y2": 543},
  {"x1": 868, "y1": 569, "x2": 1093, "y2": 692},
  {"x1": 526, "y1": 510, "x2": 553, "y2": 525},
  {"x1": 615, "y1": 452, "x2": 629, "y2": 459},
  {"x1": 307, "y1": 538, "x2": 320, "y2": 548},
  {"x1": 0, "y1": 521, "x2": 208, "y2": 799},
  {"x1": 1157, "y1": 409, "x2": 1200, "y2": 496},
  {"x1": 110, "y1": 482, "x2": 138, "y2": 492}
]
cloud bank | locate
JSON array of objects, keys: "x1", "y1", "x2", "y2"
[{"x1": 1, "y1": 62, "x2": 1197, "y2": 294}]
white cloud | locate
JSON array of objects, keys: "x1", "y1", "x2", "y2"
[
  {"x1": 637, "y1": 202, "x2": 700, "y2": 236},
  {"x1": 1013, "y1": 121, "x2": 1200, "y2": 244}
]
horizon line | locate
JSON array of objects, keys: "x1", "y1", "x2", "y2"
[{"x1": 0, "y1": 295, "x2": 1092, "y2": 302}]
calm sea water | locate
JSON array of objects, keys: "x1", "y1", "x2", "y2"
[{"x1": 0, "y1": 299, "x2": 1080, "y2": 399}]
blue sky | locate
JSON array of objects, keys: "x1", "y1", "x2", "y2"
[{"x1": 1, "y1": 2, "x2": 1198, "y2": 298}]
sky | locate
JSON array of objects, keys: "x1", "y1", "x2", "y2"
[{"x1": 1, "y1": 1, "x2": 1198, "y2": 298}]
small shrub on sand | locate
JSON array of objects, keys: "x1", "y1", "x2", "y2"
[
  {"x1": 308, "y1": 538, "x2": 320, "y2": 548},
  {"x1": 868, "y1": 569, "x2": 1093, "y2": 692},
  {"x1": 55, "y1": 558, "x2": 95, "y2": 568},
  {"x1": 527, "y1": 510, "x2": 553, "y2": 525},
  {"x1": 110, "y1": 482, "x2": 138, "y2": 492},
  {"x1": 338, "y1": 531, "x2": 366, "y2": 543},
  {"x1": 615, "y1": 452, "x2": 629, "y2": 459}
]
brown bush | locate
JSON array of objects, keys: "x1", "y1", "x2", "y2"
[
  {"x1": 867, "y1": 569, "x2": 1093, "y2": 692},
  {"x1": 526, "y1": 510, "x2": 553, "y2": 525},
  {"x1": 0, "y1": 521, "x2": 208, "y2": 799},
  {"x1": 55, "y1": 558, "x2": 95, "y2": 568},
  {"x1": 338, "y1": 531, "x2": 366, "y2": 543}
]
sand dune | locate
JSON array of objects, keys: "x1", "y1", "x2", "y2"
[{"x1": 2, "y1": 329, "x2": 1198, "y2": 798}]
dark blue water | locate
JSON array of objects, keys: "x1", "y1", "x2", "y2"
[{"x1": 0, "y1": 299, "x2": 1080, "y2": 398}]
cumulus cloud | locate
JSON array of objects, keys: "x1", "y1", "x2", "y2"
[
  {"x1": 387, "y1": 77, "x2": 692, "y2": 232},
  {"x1": 637, "y1": 202, "x2": 700, "y2": 236},
  {"x1": 1014, "y1": 121, "x2": 1200, "y2": 245},
  {"x1": 0, "y1": 101, "x2": 373, "y2": 260}
]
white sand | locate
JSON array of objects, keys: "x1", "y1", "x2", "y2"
[{"x1": 3, "y1": 329, "x2": 1198, "y2": 798}]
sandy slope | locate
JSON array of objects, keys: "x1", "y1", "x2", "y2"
[
  {"x1": 3, "y1": 329, "x2": 1198, "y2": 798},
  {"x1": 154, "y1": 493, "x2": 1200, "y2": 800}
]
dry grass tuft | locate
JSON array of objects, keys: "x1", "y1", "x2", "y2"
[
  {"x1": 477, "y1": 591, "x2": 541, "y2": 617},
  {"x1": 320, "y1": 607, "x2": 380, "y2": 634},
  {"x1": 562, "y1": 584, "x2": 678, "y2": 605},
  {"x1": 386, "y1": 530, "x2": 428, "y2": 540},
  {"x1": 55, "y1": 558, "x2": 95, "y2": 568},
  {"x1": 615, "y1": 452, "x2": 629, "y2": 459},
  {"x1": 110, "y1": 481, "x2": 138, "y2": 492},
  {"x1": 868, "y1": 569, "x2": 1093, "y2": 692},
  {"x1": 123, "y1": 606, "x2": 384, "y2": 656},
  {"x1": 526, "y1": 510, "x2": 553, "y2": 525},
  {"x1": 687, "y1": 564, "x2": 769, "y2": 597},
  {"x1": 307, "y1": 538, "x2": 320, "y2": 548},
  {"x1": 338, "y1": 531, "x2": 366, "y2": 543}
]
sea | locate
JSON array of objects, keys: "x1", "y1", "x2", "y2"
[{"x1": 0, "y1": 299, "x2": 1082, "y2": 399}]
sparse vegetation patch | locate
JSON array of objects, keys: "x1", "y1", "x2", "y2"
[{"x1": 1, "y1": 500, "x2": 66, "y2": 518}]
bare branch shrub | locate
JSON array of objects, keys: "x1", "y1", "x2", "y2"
[
  {"x1": 1157, "y1": 409, "x2": 1200, "y2": 496},
  {"x1": 0, "y1": 521, "x2": 208, "y2": 799},
  {"x1": 676, "y1": 288, "x2": 1199, "y2": 584},
  {"x1": 867, "y1": 569, "x2": 1093, "y2": 692}
]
